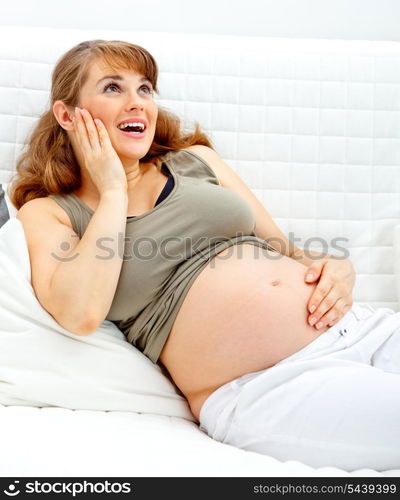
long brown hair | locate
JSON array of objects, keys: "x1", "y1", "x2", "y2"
[{"x1": 9, "y1": 39, "x2": 214, "y2": 209}]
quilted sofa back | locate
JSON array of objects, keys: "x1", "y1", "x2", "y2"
[{"x1": 1, "y1": 26, "x2": 400, "y2": 310}]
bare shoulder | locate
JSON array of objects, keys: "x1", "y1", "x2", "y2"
[
  {"x1": 16, "y1": 197, "x2": 54, "y2": 222},
  {"x1": 17, "y1": 196, "x2": 72, "y2": 228},
  {"x1": 185, "y1": 144, "x2": 219, "y2": 160},
  {"x1": 16, "y1": 196, "x2": 78, "y2": 257},
  {"x1": 185, "y1": 145, "x2": 222, "y2": 165}
]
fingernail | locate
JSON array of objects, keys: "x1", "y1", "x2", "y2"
[
  {"x1": 310, "y1": 304, "x2": 316, "y2": 313},
  {"x1": 316, "y1": 322, "x2": 324, "y2": 329},
  {"x1": 306, "y1": 274, "x2": 314, "y2": 281},
  {"x1": 309, "y1": 317, "x2": 317, "y2": 326}
]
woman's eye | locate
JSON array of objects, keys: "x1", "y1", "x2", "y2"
[
  {"x1": 140, "y1": 85, "x2": 153, "y2": 95},
  {"x1": 103, "y1": 82, "x2": 153, "y2": 95},
  {"x1": 104, "y1": 83, "x2": 120, "y2": 93}
]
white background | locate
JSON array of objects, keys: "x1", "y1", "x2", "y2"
[{"x1": 1, "y1": 0, "x2": 400, "y2": 41}]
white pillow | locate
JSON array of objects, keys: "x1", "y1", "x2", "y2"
[{"x1": 0, "y1": 217, "x2": 195, "y2": 421}]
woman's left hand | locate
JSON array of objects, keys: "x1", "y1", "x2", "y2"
[{"x1": 304, "y1": 258, "x2": 356, "y2": 329}]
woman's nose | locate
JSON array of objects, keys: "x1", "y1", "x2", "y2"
[
  {"x1": 127, "y1": 103, "x2": 144, "y2": 111},
  {"x1": 125, "y1": 93, "x2": 144, "y2": 111}
]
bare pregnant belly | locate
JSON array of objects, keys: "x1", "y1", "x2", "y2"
[{"x1": 159, "y1": 243, "x2": 329, "y2": 421}]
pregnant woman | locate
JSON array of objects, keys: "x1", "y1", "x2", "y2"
[{"x1": 9, "y1": 40, "x2": 400, "y2": 472}]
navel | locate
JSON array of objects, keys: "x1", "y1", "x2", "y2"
[{"x1": 270, "y1": 279, "x2": 281, "y2": 287}]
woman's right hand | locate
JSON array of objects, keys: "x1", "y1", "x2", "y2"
[{"x1": 72, "y1": 107, "x2": 128, "y2": 195}]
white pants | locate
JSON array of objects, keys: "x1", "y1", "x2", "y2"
[{"x1": 198, "y1": 303, "x2": 400, "y2": 472}]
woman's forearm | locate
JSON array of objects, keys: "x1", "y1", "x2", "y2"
[{"x1": 49, "y1": 189, "x2": 128, "y2": 334}]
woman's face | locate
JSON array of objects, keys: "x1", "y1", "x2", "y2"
[{"x1": 74, "y1": 59, "x2": 158, "y2": 167}]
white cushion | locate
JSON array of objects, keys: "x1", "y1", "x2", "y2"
[{"x1": 0, "y1": 218, "x2": 194, "y2": 421}]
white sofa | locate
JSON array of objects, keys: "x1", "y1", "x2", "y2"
[{"x1": 1, "y1": 26, "x2": 400, "y2": 477}]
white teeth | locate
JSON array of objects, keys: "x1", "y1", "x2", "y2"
[{"x1": 118, "y1": 122, "x2": 145, "y2": 130}]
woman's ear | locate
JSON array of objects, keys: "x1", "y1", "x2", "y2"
[{"x1": 52, "y1": 101, "x2": 74, "y2": 130}]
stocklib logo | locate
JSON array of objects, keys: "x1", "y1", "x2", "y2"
[{"x1": 3, "y1": 481, "x2": 20, "y2": 496}]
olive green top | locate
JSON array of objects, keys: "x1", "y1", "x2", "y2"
[{"x1": 49, "y1": 149, "x2": 274, "y2": 363}]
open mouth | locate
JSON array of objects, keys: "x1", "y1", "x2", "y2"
[{"x1": 117, "y1": 122, "x2": 146, "y2": 137}]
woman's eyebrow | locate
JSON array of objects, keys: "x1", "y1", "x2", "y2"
[{"x1": 96, "y1": 75, "x2": 152, "y2": 86}]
